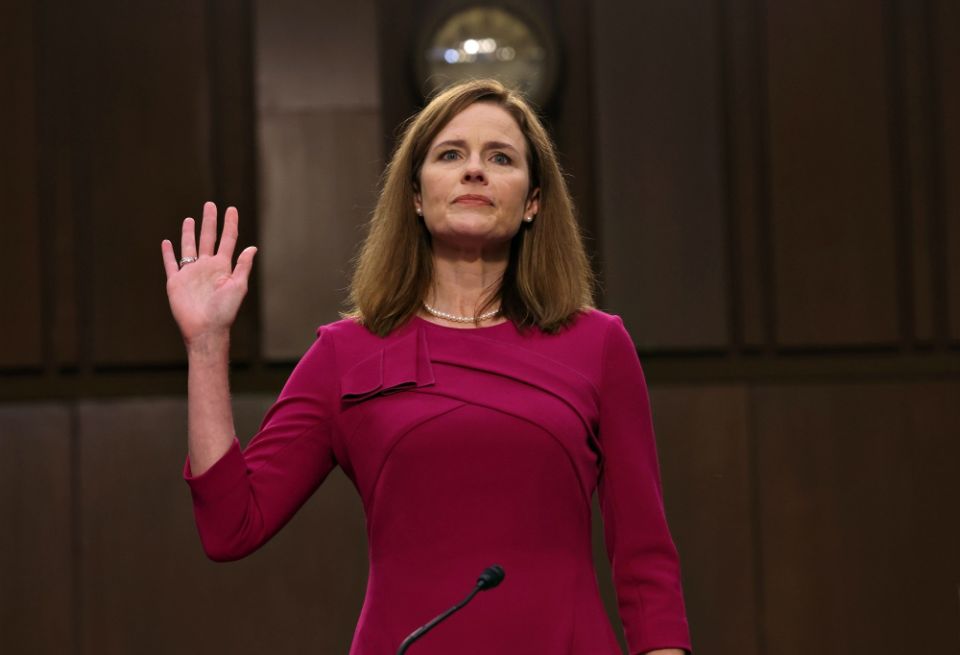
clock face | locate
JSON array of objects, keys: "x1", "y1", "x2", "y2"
[{"x1": 418, "y1": 6, "x2": 555, "y2": 105}]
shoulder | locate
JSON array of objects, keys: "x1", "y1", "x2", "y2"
[
  {"x1": 315, "y1": 316, "x2": 380, "y2": 343},
  {"x1": 565, "y1": 309, "x2": 642, "y2": 381},
  {"x1": 560, "y1": 307, "x2": 630, "y2": 343},
  {"x1": 514, "y1": 309, "x2": 631, "y2": 384},
  {"x1": 315, "y1": 315, "x2": 398, "y2": 352}
]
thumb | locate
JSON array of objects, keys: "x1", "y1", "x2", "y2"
[{"x1": 233, "y1": 246, "x2": 258, "y2": 283}]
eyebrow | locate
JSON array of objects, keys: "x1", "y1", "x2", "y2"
[{"x1": 431, "y1": 139, "x2": 520, "y2": 154}]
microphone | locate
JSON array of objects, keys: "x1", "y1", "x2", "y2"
[{"x1": 396, "y1": 565, "x2": 506, "y2": 655}]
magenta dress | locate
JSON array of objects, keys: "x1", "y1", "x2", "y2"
[{"x1": 184, "y1": 309, "x2": 691, "y2": 654}]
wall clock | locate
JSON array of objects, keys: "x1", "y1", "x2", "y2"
[{"x1": 417, "y1": 5, "x2": 559, "y2": 106}]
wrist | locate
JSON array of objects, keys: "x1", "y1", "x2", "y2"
[{"x1": 185, "y1": 331, "x2": 231, "y2": 358}]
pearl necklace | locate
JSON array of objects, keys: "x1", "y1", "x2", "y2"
[{"x1": 423, "y1": 302, "x2": 501, "y2": 323}]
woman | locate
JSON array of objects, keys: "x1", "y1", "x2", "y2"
[{"x1": 161, "y1": 79, "x2": 691, "y2": 654}]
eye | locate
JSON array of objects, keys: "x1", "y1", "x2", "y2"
[
  {"x1": 439, "y1": 150, "x2": 461, "y2": 161},
  {"x1": 491, "y1": 152, "x2": 512, "y2": 165}
]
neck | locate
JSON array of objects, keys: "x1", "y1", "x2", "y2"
[{"x1": 425, "y1": 242, "x2": 508, "y2": 319}]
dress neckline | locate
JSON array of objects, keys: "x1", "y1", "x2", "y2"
[{"x1": 412, "y1": 314, "x2": 517, "y2": 334}]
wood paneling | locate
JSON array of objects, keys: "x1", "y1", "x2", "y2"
[
  {"x1": 895, "y1": 0, "x2": 937, "y2": 343},
  {"x1": 651, "y1": 385, "x2": 759, "y2": 654},
  {"x1": 205, "y1": 0, "x2": 260, "y2": 363},
  {"x1": 0, "y1": 404, "x2": 73, "y2": 653},
  {"x1": 373, "y1": 0, "x2": 428, "y2": 160},
  {"x1": 549, "y1": 0, "x2": 599, "y2": 269},
  {"x1": 937, "y1": 0, "x2": 960, "y2": 342},
  {"x1": 78, "y1": 396, "x2": 368, "y2": 654},
  {"x1": 723, "y1": 0, "x2": 768, "y2": 348},
  {"x1": 754, "y1": 382, "x2": 960, "y2": 653},
  {"x1": 256, "y1": 0, "x2": 380, "y2": 111},
  {"x1": 902, "y1": 381, "x2": 960, "y2": 640},
  {"x1": 593, "y1": 0, "x2": 728, "y2": 349},
  {"x1": 81, "y1": 2, "x2": 213, "y2": 366},
  {"x1": 0, "y1": 0, "x2": 43, "y2": 368},
  {"x1": 258, "y1": 109, "x2": 382, "y2": 358},
  {"x1": 766, "y1": 0, "x2": 899, "y2": 347},
  {"x1": 39, "y1": 0, "x2": 83, "y2": 368},
  {"x1": 256, "y1": 0, "x2": 382, "y2": 359}
]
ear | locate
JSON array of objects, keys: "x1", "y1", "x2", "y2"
[
  {"x1": 524, "y1": 187, "x2": 541, "y2": 218},
  {"x1": 413, "y1": 191, "x2": 422, "y2": 214}
]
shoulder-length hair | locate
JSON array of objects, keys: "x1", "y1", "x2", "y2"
[{"x1": 346, "y1": 78, "x2": 594, "y2": 336}]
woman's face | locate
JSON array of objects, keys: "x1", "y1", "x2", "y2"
[{"x1": 415, "y1": 102, "x2": 539, "y2": 253}]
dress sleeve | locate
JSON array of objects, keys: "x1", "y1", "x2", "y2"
[
  {"x1": 597, "y1": 316, "x2": 691, "y2": 653},
  {"x1": 182, "y1": 326, "x2": 340, "y2": 562}
]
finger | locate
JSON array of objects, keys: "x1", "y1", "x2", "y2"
[
  {"x1": 180, "y1": 217, "x2": 197, "y2": 259},
  {"x1": 161, "y1": 239, "x2": 179, "y2": 280},
  {"x1": 198, "y1": 201, "x2": 218, "y2": 257},
  {"x1": 217, "y1": 206, "x2": 239, "y2": 260},
  {"x1": 232, "y1": 246, "x2": 258, "y2": 285}
]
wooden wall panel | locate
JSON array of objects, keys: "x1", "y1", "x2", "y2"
[
  {"x1": 651, "y1": 385, "x2": 759, "y2": 655},
  {"x1": 256, "y1": 0, "x2": 382, "y2": 359},
  {"x1": 81, "y1": 2, "x2": 214, "y2": 366},
  {"x1": 593, "y1": 0, "x2": 728, "y2": 350},
  {"x1": 78, "y1": 396, "x2": 368, "y2": 654},
  {"x1": 548, "y1": 0, "x2": 599, "y2": 267},
  {"x1": 937, "y1": 0, "x2": 960, "y2": 342},
  {"x1": 258, "y1": 110, "x2": 382, "y2": 358},
  {"x1": 51, "y1": 142, "x2": 80, "y2": 366},
  {"x1": 896, "y1": 0, "x2": 937, "y2": 343},
  {"x1": 902, "y1": 381, "x2": 960, "y2": 640},
  {"x1": 204, "y1": 0, "x2": 260, "y2": 363},
  {"x1": 754, "y1": 382, "x2": 960, "y2": 653},
  {"x1": 724, "y1": 0, "x2": 768, "y2": 348},
  {"x1": 37, "y1": 0, "x2": 83, "y2": 368},
  {"x1": 255, "y1": 0, "x2": 381, "y2": 111},
  {"x1": 0, "y1": 0, "x2": 43, "y2": 368},
  {"x1": 0, "y1": 404, "x2": 73, "y2": 653},
  {"x1": 766, "y1": 0, "x2": 899, "y2": 347}
]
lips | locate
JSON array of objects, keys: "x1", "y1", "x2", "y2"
[{"x1": 453, "y1": 194, "x2": 494, "y2": 206}]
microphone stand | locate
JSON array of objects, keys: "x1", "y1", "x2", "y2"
[{"x1": 396, "y1": 565, "x2": 505, "y2": 655}]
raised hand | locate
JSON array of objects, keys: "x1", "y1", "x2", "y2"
[{"x1": 161, "y1": 202, "x2": 257, "y2": 347}]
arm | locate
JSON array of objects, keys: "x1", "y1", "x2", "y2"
[
  {"x1": 183, "y1": 328, "x2": 339, "y2": 561},
  {"x1": 185, "y1": 332, "x2": 235, "y2": 475},
  {"x1": 161, "y1": 201, "x2": 257, "y2": 476},
  {"x1": 597, "y1": 316, "x2": 691, "y2": 654},
  {"x1": 163, "y1": 203, "x2": 338, "y2": 561}
]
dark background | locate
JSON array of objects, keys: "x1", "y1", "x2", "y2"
[{"x1": 1, "y1": 0, "x2": 958, "y2": 653}]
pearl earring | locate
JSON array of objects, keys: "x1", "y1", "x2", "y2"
[
  {"x1": 416, "y1": 208, "x2": 423, "y2": 216},
  {"x1": 523, "y1": 215, "x2": 534, "y2": 223}
]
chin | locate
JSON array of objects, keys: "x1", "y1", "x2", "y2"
[{"x1": 431, "y1": 227, "x2": 515, "y2": 252}]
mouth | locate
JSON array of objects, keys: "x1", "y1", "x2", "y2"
[{"x1": 453, "y1": 194, "x2": 494, "y2": 206}]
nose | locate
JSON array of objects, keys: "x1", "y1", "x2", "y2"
[{"x1": 461, "y1": 156, "x2": 487, "y2": 183}]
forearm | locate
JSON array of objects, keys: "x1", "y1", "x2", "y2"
[
  {"x1": 644, "y1": 650, "x2": 685, "y2": 655},
  {"x1": 186, "y1": 331, "x2": 236, "y2": 475}
]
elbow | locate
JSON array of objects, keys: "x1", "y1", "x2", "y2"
[
  {"x1": 192, "y1": 503, "x2": 268, "y2": 562},
  {"x1": 197, "y1": 530, "x2": 262, "y2": 563},
  {"x1": 202, "y1": 545, "x2": 247, "y2": 563},
  {"x1": 200, "y1": 540, "x2": 257, "y2": 563}
]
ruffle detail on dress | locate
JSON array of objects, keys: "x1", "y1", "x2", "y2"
[{"x1": 339, "y1": 326, "x2": 435, "y2": 403}]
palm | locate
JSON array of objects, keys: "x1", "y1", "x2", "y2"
[{"x1": 161, "y1": 202, "x2": 257, "y2": 344}]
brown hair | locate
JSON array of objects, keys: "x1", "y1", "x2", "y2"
[{"x1": 346, "y1": 78, "x2": 594, "y2": 336}]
